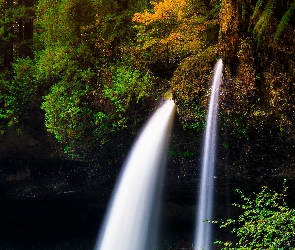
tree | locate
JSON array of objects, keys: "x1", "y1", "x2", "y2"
[
  {"x1": 132, "y1": 0, "x2": 220, "y2": 63},
  {"x1": 41, "y1": 63, "x2": 157, "y2": 158},
  {"x1": 0, "y1": 0, "x2": 35, "y2": 70},
  {"x1": 132, "y1": 0, "x2": 221, "y2": 130},
  {"x1": 0, "y1": 0, "x2": 37, "y2": 134},
  {"x1": 36, "y1": 0, "x2": 160, "y2": 159},
  {"x1": 0, "y1": 57, "x2": 38, "y2": 131}
]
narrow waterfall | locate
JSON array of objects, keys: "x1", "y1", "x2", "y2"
[
  {"x1": 194, "y1": 59, "x2": 223, "y2": 250},
  {"x1": 95, "y1": 99, "x2": 175, "y2": 250}
]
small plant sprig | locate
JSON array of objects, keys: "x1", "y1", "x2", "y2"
[{"x1": 213, "y1": 179, "x2": 295, "y2": 249}]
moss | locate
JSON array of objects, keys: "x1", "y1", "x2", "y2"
[{"x1": 170, "y1": 46, "x2": 218, "y2": 130}]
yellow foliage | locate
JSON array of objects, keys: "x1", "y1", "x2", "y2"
[
  {"x1": 132, "y1": 0, "x2": 217, "y2": 61},
  {"x1": 218, "y1": 0, "x2": 242, "y2": 61},
  {"x1": 219, "y1": 0, "x2": 239, "y2": 34},
  {"x1": 132, "y1": 0, "x2": 188, "y2": 25}
]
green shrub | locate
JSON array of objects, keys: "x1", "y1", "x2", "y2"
[
  {"x1": 41, "y1": 78, "x2": 93, "y2": 157},
  {"x1": 0, "y1": 58, "x2": 38, "y2": 129},
  {"x1": 214, "y1": 180, "x2": 295, "y2": 249},
  {"x1": 41, "y1": 63, "x2": 156, "y2": 158}
]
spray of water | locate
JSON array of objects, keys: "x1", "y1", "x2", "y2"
[
  {"x1": 194, "y1": 59, "x2": 223, "y2": 250},
  {"x1": 95, "y1": 99, "x2": 175, "y2": 250}
]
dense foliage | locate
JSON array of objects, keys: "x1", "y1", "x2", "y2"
[
  {"x1": 1, "y1": 0, "x2": 159, "y2": 159},
  {"x1": 214, "y1": 180, "x2": 295, "y2": 249},
  {"x1": 0, "y1": 0, "x2": 295, "y2": 160}
]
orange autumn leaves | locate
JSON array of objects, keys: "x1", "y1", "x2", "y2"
[
  {"x1": 132, "y1": 0, "x2": 209, "y2": 60},
  {"x1": 132, "y1": 0, "x2": 188, "y2": 24}
]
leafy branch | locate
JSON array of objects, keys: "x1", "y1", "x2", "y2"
[{"x1": 214, "y1": 179, "x2": 295, "y2": 249}]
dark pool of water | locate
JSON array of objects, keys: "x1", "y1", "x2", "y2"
[{"x1": 0, "y1": 200, "x2": 202, "y2": 250}]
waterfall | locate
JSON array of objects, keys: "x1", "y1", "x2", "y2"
[
  {"x1": 95, "y1": 99, "x2": 175, "y2": 250},
  {"x1": 194, "y1": 59, "x2": 223, "y2": 249}
]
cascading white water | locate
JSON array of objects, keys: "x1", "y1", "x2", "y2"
[
  {"x1": 194, "y1": 59, "x2": 223, "y2": 250},
  {"x1": 95, "y1": 99, "x2": 175, "y2": 250}
]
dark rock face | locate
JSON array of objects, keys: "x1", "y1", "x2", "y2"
[
  {"x1": 0, "y1": 157, "x2": 117, "y2": 249},
  {"x1": 1, "y1": 115, "x2": 295, "y2": 249}
]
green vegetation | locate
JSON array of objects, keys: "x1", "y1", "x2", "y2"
[
  {"x1": 0, "y1": 0, "x2": 295, "y2": 159},
  {"x1": 0, "y1": 57, "x2": 38, "y2": 129},
  {"x1": 214, "y1": 180, "x2": 295, "y2": 249},
  {"x1": 1, "y1": 2, "x2": 294, "y2": 249}
]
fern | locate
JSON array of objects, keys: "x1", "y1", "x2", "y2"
[
  {"x1": 274, "y1": 0, "x2": 295, "y2": 41},
  {"x1": 209, "y1": 0, "x2": 222, "y2": 18},
  {"x1": 248, "y1": 0, "x2": 264, "y2": 33},
  {"x1": 252, "y1": 0, "x2": 264, "y2": 21},
  {"x1": 253, "y1": 0, "x2": 276, "y2": 45},
  {"x1": 251, "y1": 0, "x2": 295, "y2": 44}
]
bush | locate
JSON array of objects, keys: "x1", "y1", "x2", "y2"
[
  {"x1": 214, "y1": 180, "x2": 295, "y2": 249},
  {"x1": 41, "y1": 63, "x2": 157, "y2": 159},
  {"x1": 0, "y1": 58, "x2": 38, "y2": 129}
]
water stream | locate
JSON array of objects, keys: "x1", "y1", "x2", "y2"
[
  {"x1": 194, "y1": 59, "x2": 223, "y2": 250},
  {"x1": 95, "y1": 99, "x2": 175, "y2": 250}
]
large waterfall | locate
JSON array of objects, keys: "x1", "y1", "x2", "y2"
[
  {"x1": 95, "y1": 99, "x2": 175, "y2": 250},
  {"x1": 194, "y1": 59, "x2": 223, "y2": 249}
]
